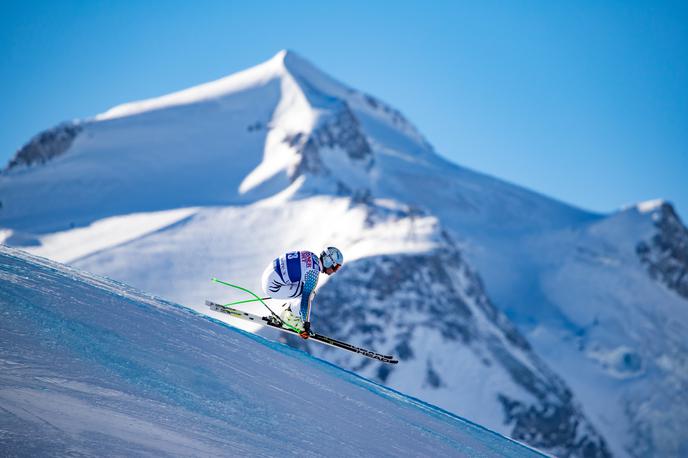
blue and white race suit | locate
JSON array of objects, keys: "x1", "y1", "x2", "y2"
[{"x1": 260, "y1": 251, "x2": 321, "y2": 323}]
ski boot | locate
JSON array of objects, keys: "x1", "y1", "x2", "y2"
[{"x1": 280, "y1": 308, "x2": 304, "y2": 331}]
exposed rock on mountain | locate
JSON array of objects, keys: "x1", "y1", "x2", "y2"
[
  {"x1": 5, "y1": 122, "x2": 82, "y2": 171},
  {"x1": 636, "y1": 201, "x2": 688, "y2": 299},
  {"x1": 289, "y1": 103, "x2": 373, "y2": 182}
]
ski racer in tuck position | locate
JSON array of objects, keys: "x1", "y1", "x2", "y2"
[{"x1": 261, "y1": 247, "x2": 343, "y2": 339}]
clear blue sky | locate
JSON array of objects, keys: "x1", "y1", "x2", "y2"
[{"x1": 2, "y1": 1, "x2": 686, "y2": 218}]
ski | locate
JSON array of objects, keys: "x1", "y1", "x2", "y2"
[{"x1": 206, "y1": 300, "x2": 398, "y2": 364}]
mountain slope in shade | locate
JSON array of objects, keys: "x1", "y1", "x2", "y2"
[
  {"x1": 0, "y1": 244, "x2": 546, "y2": 457},
  {"x1": 2, "y1": 50, "x2": 687, "y2": 456},
  {"x1": 508, "y1": 201, "x2": 688, "y2": 458}
]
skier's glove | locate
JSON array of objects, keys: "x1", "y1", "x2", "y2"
[{"x1": 300, "y1": 321, "x2": 313, "y2": 339}]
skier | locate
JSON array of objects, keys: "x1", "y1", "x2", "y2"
[{"x1": 260, "y1": 247, "x2": 343, "y2": 339}]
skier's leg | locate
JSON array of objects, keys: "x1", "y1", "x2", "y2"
[
  {"x1": 289, "y1": 290, "x2": 315, "y2": 322},
  {"x1": 261, "y1": 265, "x2": 299, "y2": 299},
  {"x1": 288, "y1": 302, "x2": 301, "y2": 315},
  {"x1": 280, "y1": 301, "x2": 305, "y2": 331}
]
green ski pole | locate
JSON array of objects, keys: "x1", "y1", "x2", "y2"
[
  {"x1": 211, "y1": 278, "x2": 300, "y2": 332},
  {"x1": 223, "y1": 297, "x2": 271, "y2": 307}
]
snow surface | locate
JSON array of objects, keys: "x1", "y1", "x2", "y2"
[
  {"x1": 0, "y1": 244, "x2": 544, "y2": 457},
  {"x1": 2, "y1": 49, "x2": 687, "y2": 456},
  {"x1": 0, "y1": 207, "x2": 198, "y2": 264}
]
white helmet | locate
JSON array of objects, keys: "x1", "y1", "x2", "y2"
[{"x1": 320, "y1": 246, "x2": 344, "y2": 269}]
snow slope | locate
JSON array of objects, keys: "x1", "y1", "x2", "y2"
[
  {"x1": 0, "y1": 244, "x2": 544, "y2": 457},
  {"x1": 63, "y1": 195, "x2": 609, "y2": 456},
  {"x1": 2, "y1": 50, "x2": 687, "y2": 456}
]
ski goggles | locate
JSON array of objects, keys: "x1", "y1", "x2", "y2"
[{"x1": 322, "y1": 253, "x2": 341, "y2": 269}]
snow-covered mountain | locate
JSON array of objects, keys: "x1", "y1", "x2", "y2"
[
  {"x1": 1, "y1": 50, "x2": 686, "y2": 457},
  {"x1": 0, "y1": 244, "x2": 546, "y2": 457}
]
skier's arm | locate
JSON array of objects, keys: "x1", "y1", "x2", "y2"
[{"x1": 299, "y1": 269, "x2": 319, "y2": 324}]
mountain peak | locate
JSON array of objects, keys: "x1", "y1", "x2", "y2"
[
  {"x1": 271, "y1": 49, "x2": 322, "y2": 74},
  {"x1": 634, "y1": 198, "x2": 666, "y2": 214},
  {"x1": 275, "y1": 49, "x2": 352, "y2": 105},
  {"x1": 271, "y1": 48, "x2": 299, "y2": 65},
  {"x1": 95, "y1": 52, "x2": 292, "y2": 121},
  {"x1": 92, "y1": 49, "x2": 347, "y2": 122}
]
